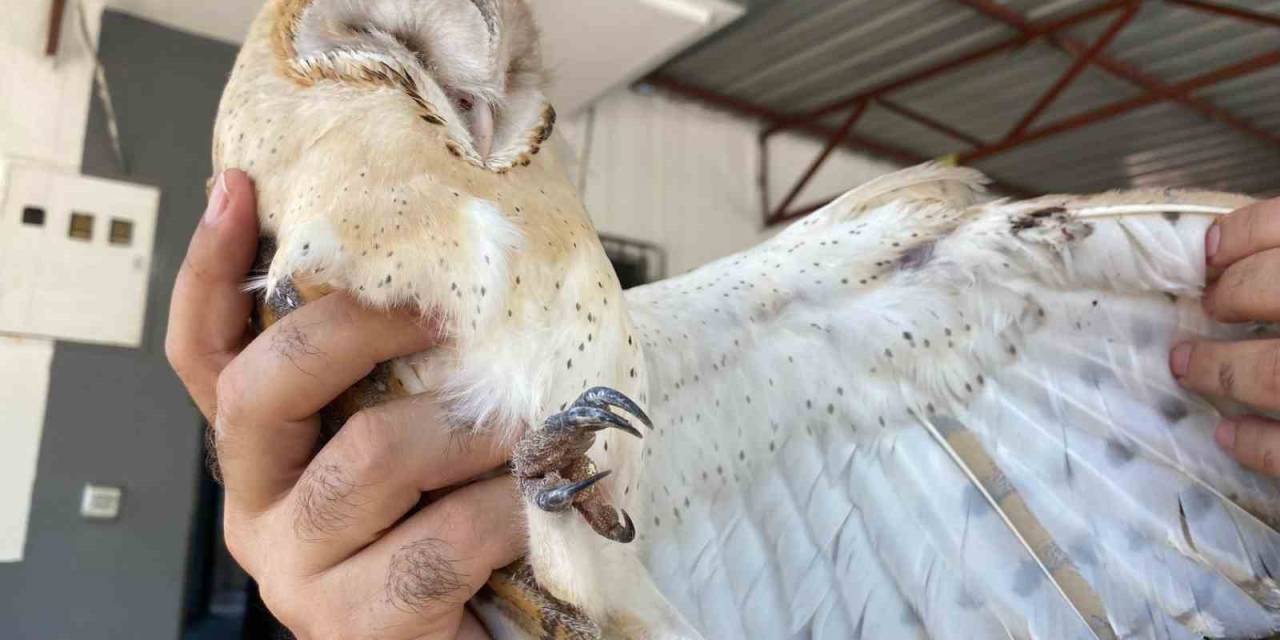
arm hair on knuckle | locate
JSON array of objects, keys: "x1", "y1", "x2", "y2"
[
  {"x1": 292, "y1": 463, "x2": 365, "y2": 540},
  {"x1": 271, "y1": 317, "x2": 325, "y2": 376},
  {"x1": 384, "y1": 538, "x2": 468, "y2": 613},
  {"x1": 204, "y1": 425, "x2": 224, "y2": 484}
]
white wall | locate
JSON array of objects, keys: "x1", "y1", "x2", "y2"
[
  {"x1": 0, "y1": 337, "x2": 54, "y2": 562},
  {"x1": 559, "y1": 87, "x2": 901, "y2": 276},
  {"x1": 2, "y1": 0, "x2": 104, "y2": 167},
  {"x1": 103, "y1": 0, "x2": 260, "y2": 43},
  {"x1": 0, "y1": 0, "x2": 106, "y2": 563}
]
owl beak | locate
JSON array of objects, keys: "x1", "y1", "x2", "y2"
[{"x1": 469, "y1": 100, "x2": 495, "y2": 159}]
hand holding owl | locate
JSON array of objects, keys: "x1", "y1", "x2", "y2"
[
  {"x1": 167, "y1": 170, "x2": 524, "y2": 640},
  {"x1": 1173, "y1": 196, "x2": 1280, "y2": 477}
]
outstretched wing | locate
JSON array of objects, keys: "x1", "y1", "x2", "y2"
[{"x1": 616, "y1": 165, "x2": 1280, "y2": 639}]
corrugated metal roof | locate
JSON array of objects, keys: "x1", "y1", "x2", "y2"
[{"x1": 656, "y1": 0, "x2": 1280, "y2": 198}]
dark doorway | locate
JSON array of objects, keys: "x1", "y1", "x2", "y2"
[
  {"x1": 182, "y1": 433, "x2": 253, "y2": 640},
  {"x1": 600, "y1": 234, "x2": 667, "y2": 289}
]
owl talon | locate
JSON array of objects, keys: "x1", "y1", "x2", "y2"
[
  {"x1": 601, "y1": 509, "x2": 635, "y2": 543},
  {"x1": 515, "y1": 387, "x2": 649, "y2": 544},
  {"x1": 575, "y1": 500, "x2": 635, "y2": 543},
  {"x1": 578, "y1": 387, "x2": 653, "y2": 429},
  {"x1": 546, "y1": 405, "x2": 643, "y2": 439},
  {"x1": 536, "y1": 470, "x2": 612, "y2": 511}
]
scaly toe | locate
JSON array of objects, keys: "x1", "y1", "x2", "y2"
[{"x1": 576, "y1": 501, "x2": 637, "y2": 544}]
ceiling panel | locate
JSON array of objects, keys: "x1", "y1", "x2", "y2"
[
  {"x1": 656, "y1": 0, "x2": 1280, "y2": 197},
  {"x1": 104, "y1": 0, "x2": 744, "y2": 115}
]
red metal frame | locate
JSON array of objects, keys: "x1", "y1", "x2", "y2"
[
  {"x1": 959, "y1": 50, "x2": 1280, "y2": 163},
  {"x1": 877, "y1": 98, "x2": 984, "y2": 148},
  {"x1": 771, "y1": 101, "x2": 869, "y2": 223},
  {"x1": 956, "y1": 0, "x2": 1280, "y2": 155},
  {"x1": 646, "y1": 75, "x2": 938, "y2": 167},
  {"x1": 1005, "y1": 4, "x2": 1140, "y2": 139},
  {"x1": 1166, "y1": 0, "x2": 1280, "y2": 28},
  {"x1": 769, "y1": 0, "x2": 1137, "y2": 133},
  {"x1": 648, "y1": 0, "x2": 1280, "y2": 227},
  {"x1": 45, "y1": 0, "x2": 67, "y2": 56}
]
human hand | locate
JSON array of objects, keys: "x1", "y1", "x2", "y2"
[
  {"x1": 1170, "y1": 197, "x2": 1280, "y2": 476},
  {"x1": 166, "y1": 169, "x2": 524, "y2": 639}
]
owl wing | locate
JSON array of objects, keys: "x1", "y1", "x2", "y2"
[{"x1": 618, "y1": 165, "x2": 1280, "y2": 640}]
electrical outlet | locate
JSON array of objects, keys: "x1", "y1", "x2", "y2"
[
  {"x1": 80, "y1": 484, "x2": 123, "y2": 520},
  {"x1": 0, "y1": 159, "x2": 160, "y2": 347}
]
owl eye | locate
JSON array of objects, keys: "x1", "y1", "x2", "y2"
[
  {"x1": 445, "y1": 89, "x2": 495, "y2": 157},
  {"x1": 454, "y1": 94, "x2": 475, "y2": 114}
]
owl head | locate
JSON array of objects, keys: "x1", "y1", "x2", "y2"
[
  {"x1": 243, "y1": 0, "x2": 553, "y2": 171},
  {"x1": 214, "y1": 0, "x2": 609, "y2": 347}
]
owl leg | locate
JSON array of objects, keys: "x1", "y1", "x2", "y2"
[{"x1": 513, "y1": 387, "x2": 650, "y2": 543}]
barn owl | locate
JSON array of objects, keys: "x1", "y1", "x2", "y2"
[{"x1": 213, "y1": 1, "x2": 1280, "y2": 639}]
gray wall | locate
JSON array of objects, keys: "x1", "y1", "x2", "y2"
[{"x1": 0, "y1": 12, "x2": 237, "y2": 639}]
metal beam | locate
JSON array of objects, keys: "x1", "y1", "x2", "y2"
[
  {"x1": 771, "y1": 102, "x2": 869, "y2": 223},
  {"x1": 45, "y1": 0, "x2": 67, "y2": 56},
  {"x1": 643, "y1": 76, "x2": 1037, "y2": 225},
  {"x1": 645, "y1": 75, "x2": 927, "y2": 167},
  {"x1": 877, "y1": 98, "x2": 985, "y2": 148},
  {"x1": 1005, "y1": 4, "x2": 1138, "y2": 139},
  {"x1": 954, "y1": 0, "x2": 1280, "y2": 152},
  {"x1": 959, "y1": 50, "x2": 1280, "y2": 163},
  {"x1": 651, "y1": 1, "x2": 1280, "y2": 226},
  {"x1": 757, "y1": 131, "x2": 772, "y2": 221},
  {"x1": 1165, "y1": 0, "x2": 1280, "y2": 28},
  {"x1": 770, "y1": 0, "x2": 1136, "y2": 135}
]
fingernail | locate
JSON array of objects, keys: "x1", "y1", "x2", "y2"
[
  {"x1": 1205, "y1": 222, "x2": 1220, "y2": 263},
  {"x1": 204, "y1": 172, "x2": 229, "y2": 226},
  {"x1": 1215, "y1": 419, "x2": 1237, "y2": 450},
  {"x1": 1170, "y1": 342, "x2": 1192, "y2": 378}
]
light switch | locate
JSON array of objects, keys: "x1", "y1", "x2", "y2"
[{"x1": 80, "y1": 484, "x2": 122, "y2": 520}]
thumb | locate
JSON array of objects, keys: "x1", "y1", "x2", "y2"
[{"x1": 166, "y1": 169, "x2": 260, "y2": 421}]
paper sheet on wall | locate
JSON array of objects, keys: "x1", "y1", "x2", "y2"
[{"x1": 0, "y1": 336, "x2": 54, "y2": 562}]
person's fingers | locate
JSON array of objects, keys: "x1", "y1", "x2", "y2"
[
  {"x1": 307, "y1": 476, "x2": 525, "y2": 637},
  {"x1": 1213, "y1": 415, "x2": 1280, "y2": 477},
  {"x1": 1206, "y1": 197, "x2": 1280, "y2": 280},
  {"x1": 214, "y1": 295, "x2": 441, "y2": 513},
  {"x1": 1170, "y1": 339, "x2": 1280, "y2": 412},
  {"x1": 166, "y1": 169, "x2": 259, "y2": 421},
  {"x1": 276, "y1": 393, "x2": 511, "y2": 573},
  {"x1": 1203, "y1": 247, "x2": 1280, "y2": 323}
]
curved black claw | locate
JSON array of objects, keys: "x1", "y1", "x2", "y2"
[
  {"x1": 546, "y1": 406, "x2": 643, "y2": 439},
  {"x1": 535, "y1": 470, "x2": 612, "y2": 512},
  {"x1": 603, "y1": 509, "x2": 636, "y2": 544},
  {"x1": 579, "y1": 387, "x2": 653, "y2": 429}
]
